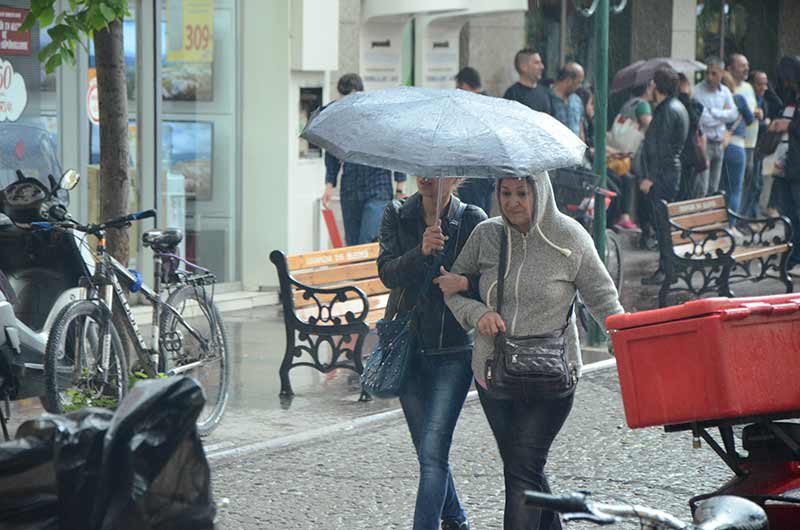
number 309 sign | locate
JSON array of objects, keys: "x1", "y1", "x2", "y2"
[{"x1": 166, "y1": 0, "x2": 214, "y2": 63}]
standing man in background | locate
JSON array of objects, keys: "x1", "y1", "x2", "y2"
[
  {"x1": 728, "y1": 54, "x2": 759, "y2": 212},
  {"x1": 692, "y1": 57, "x2": 739, "y2": 198},
  {"x1": 503, "y1": 48, "x2": 552, "y2": 115},
  {"x1": 454, "y1": 67, "x2": 495, "y2": 215},
  {"x1": 548, "y1": 62, "x2": 586, "y2": 137},
  {"x1": 322, "y1": 73, "x2": 406, "y2": 245}
]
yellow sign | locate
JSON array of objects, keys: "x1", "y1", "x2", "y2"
[{"x1": 166, "y1": 0, "x2": 214, "y2": 63}]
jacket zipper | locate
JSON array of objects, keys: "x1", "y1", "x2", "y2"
[{"x1": 511, "y1": 235, "x2": 527, "y2": 335}]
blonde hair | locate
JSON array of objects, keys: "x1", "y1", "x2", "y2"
[{"x1": 721, "y1": 71, "x2": 737, "y2": 93}]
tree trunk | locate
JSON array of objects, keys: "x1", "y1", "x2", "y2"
[{"x1": 94, "y1": 21, "x2": 130, "y2": 265}]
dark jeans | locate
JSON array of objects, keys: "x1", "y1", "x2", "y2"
[
  {"x1": 743, "y1": 155, "x2": 765, "y2": 218},
  {"x1": 478, "y1": 385, "x2": 575, "y2": 530},
  {"x1": 773, "y1": 178, "x2": 800, "y2": 266},
  {"x1": 400, "y1": 350, "x2": 473, "y2": 530},
  {"x1": 341, "y1": 197, "x2": 389, "y2": 246}
]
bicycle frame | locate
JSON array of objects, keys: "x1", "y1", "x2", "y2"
[{"x1": 81, "y1": 233, "x2": 211, "y2": 376}]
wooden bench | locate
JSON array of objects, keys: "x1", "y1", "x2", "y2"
[
  {"x1": 653, "y1": 194, "x2": 794, "y2": 307},
  {"x1": 269, "y1": 243, "x2": 388, "y2": 398}
]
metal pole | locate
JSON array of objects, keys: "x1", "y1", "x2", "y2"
[
  {"x1": 720, "y1": 0, "x2": 726, "y2": 61},
  {"x1": 589, "y1": 0, "x2": 609, "y2": 346},
  {"x1": 560, "y1": 0, "x2": 567, "y2": 66}
]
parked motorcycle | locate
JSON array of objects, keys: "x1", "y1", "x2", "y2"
[{"x1": 0, "y1": 169, "x2": 89, "y2": 421}]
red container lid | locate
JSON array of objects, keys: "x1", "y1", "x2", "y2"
[{"x1": 606, "y1": 294, "x2": 800, "y2": 331}]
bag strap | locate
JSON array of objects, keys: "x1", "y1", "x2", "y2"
[{"x1": 496, "y1": 225, "x2": 575, "y2": 333}]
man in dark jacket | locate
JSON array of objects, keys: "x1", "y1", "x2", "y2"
[
  {"x1": 640, "y1": 67, "x2": 690, "y2": 202},
  {"x1": 770, "y1": 56, "x2": 800, "y2": 272},
  {"x1": 639, "y1": 67, "x2": 689, "y2": 284}
]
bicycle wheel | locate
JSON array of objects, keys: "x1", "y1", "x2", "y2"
[
  {"x1": 605, "y1": 229, "x2": 624, "y2": 290},
  {"x1": 42, "y1": 301, "x2": 128, "y2": 413},
  {"x1": 159, "y1": 285, "x2": 230, "y2": 436}
]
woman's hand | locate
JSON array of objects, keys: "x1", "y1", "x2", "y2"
[
  {"x1": 433, "y1": 266, "x2": 468, "y2": 296},
  {"x1": 421, "y1": 221, "x2": 447, "y2": 256},
  {"x1": 477, "y1": 311, "x2": 506, "y2": 336}
]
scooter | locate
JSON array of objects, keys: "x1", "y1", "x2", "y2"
[
  {"x1": 668, "y1": 416, "x2": 800, "y2": 529},
  {"x1": 0, "y1": 169, "x2": 89, "y2": 427}
]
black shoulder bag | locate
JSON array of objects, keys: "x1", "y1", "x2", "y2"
[{"x1": 485, "y1": 226, "x2": 577, "y2": 399}]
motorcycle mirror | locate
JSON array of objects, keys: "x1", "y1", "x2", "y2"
[{"x1": 59, "y1": 169, "x2": 80, "y2": 191}]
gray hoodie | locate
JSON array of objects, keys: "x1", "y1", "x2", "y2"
[{"x1": 445, "y1": 172, "x2": 624, "y2": 383}]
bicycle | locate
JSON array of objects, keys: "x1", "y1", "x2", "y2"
[
  {"x1": 524, "y1": 490, "x2": 768, "y2": 529},
  {"x1": 32, "y1": 209, "x2": 230, "y2": 436},
  {"x1": 551, "y1": 168, "x2": 624, "y2": 333}
]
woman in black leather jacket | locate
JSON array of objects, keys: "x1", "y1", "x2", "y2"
[{"x1": 377, "y1": 177, "x2": 486, "y2": 530}]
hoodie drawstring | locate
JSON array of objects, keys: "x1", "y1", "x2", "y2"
[{"x1": 536, "y1": 224, "x2": 573, "y2": 257}]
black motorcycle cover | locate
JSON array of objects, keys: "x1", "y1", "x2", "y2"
[{"x1": 0, "y1": 377, "x2": 215, "y2": 530}]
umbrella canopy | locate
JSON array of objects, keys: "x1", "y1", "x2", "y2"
[
  {"x1": 301, "y1": 86, "x2": 586, "y2": 180},
  {"x1": 611, "y1": 58, "x2": 706, "y2": 93}
]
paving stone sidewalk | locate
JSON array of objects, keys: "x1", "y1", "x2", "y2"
[{"x1": 211, "y1": 367, "x2": 733, "y2": 529}]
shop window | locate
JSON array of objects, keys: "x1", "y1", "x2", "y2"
[
  {"x1": 0, "y1": 1, "x2": 60, "y2": 188},
  {"x1": 160, "y1": 0, "x2": 238, "y2": 283}
]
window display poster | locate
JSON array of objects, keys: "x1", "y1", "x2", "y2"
[
  {"x1": 422, "y1": 23, "x2": 461, "y2": 90},
  {"x1": 360, "y1": 22, "x2": 405, "y2": 92},
  {"x1": 0, "y1": 57, "x2": 26, "y2": 121},
  {"x1": 87, "y1": 68, "x2": 99, "y2": 125},
  {"x1": 0, "y1": 6, "x2": 30, "y2": 56},
  {"x1": 166, "y1": 0, "x2": 214, "y2": 63}
]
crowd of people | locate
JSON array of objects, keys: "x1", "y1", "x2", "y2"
[{"x1": 319, "y1": 50, "x2": 800, "y2": 530}]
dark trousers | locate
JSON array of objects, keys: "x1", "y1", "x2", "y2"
[
  {"x1": 400, "y1": 350, "x2": 473, "y2": 530},
  {"x1": 478, "y1": 385, "x2": 575, "y2": 530},
  {"x1": 773, "y1": 178, "x2": 800, "y2": 266}
]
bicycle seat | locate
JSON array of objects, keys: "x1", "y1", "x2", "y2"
[{"x1": 143, "y1": 229, "x2": 183, "y2": 251}]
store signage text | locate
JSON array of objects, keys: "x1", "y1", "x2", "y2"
[
  {"x1": 0, "y1": 7, "x2": 31, "y2": 56},
  {"x1": 166, "y1": 0, "x2": 214, "y2": 63},
  {"x1": 0, "y1": 58, "x2": 27, "y2": 121}
]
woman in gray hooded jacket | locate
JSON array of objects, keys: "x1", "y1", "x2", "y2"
[{"x1": 444, "y1": 173, "x2": 623, "y2": 529}]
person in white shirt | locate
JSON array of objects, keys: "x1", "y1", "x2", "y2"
[
  {"x1": 692, "y1": 57, "x2": 739, "y2": 197},
  {"x1": 728, "y1": 53, "x2": 760, "y2": 212}
]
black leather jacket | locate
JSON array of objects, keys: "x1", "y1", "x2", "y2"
[
  {"x1": 642, "y1": 96, "x2": 689, "y2": 198},
  {"x1": 377, "y1": 193, "x2": 487, "y2": 352}
]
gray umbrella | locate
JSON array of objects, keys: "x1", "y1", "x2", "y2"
[
  {"x1": 611, "y1": 58, "x2": 706, "y2": 93},
  {"x1": 301, "y1": 86, "x2": 586, "y2": 181}
]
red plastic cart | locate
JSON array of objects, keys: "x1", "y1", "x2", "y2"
[{"x1": 607, "y1": 294, "x2": 800, "y2": 529}]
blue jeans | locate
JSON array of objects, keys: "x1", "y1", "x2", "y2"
[
  {"x1": 478, "y1": 385, "x2": 575, "y2": 530},
  {"x1": 341, "y1": 197, "x2": 389, "y2": 246},
  {"x1": 721, "y1": 143, "x2": 746, "y2": 216},
  {"x1": 400, "y1": 350, "x2": 473, "y2": 530}
]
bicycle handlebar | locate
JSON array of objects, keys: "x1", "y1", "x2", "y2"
[
  {"x1": 30, "y1": 209, "x2": 157, "y2": 234},
  {"x1": 524, "y1": 490, "x2": 689, "y2": 528}
]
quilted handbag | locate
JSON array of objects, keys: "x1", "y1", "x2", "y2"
[
  {"x1": 361, "y1": 308, "x2": 416, "y2": 398},
  {"x1": 485, "y1": 226, "x2": 576, "y2": 399}
]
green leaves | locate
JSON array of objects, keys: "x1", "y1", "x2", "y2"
[{"x1": 21, "y1": 0, "x2": 128, "y2": 74}]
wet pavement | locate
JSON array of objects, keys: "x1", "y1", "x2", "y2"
[{"x1": 211, "y1": 366, "x2": 734, "y2": 529}]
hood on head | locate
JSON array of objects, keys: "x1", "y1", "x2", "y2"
[{"x1": 497, "y1": 171, "x2": 572, "y2": 257}]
